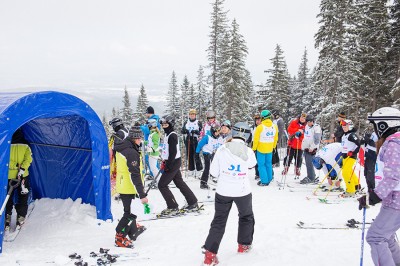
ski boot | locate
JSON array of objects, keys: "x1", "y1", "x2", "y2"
[
  {"x1": 115, "y1": 233, "x2": 134, "y2": 248},
  {"x1": 159, "y1": 207, "x2": 180, "y2": 217},
  {"x1": 128, "y1": 224, "x2": 147, "y2": 241},
  {"x1": 295, "y1": 167, "x2": 301, "y2": 178},
  {"x1": 200, "y1": 183, "x2": 210, "y2": 190},
  {"x1": 203, "y1": 250, "x2": 219, "y2": 265},
  {"x1": 281, "y1": 166, "x2": 289, "y2": 175},
  {"x1": 181, "y1": 202, "x2": 199, "y2": 213},
  {"x1": 238, "y1": 244, "x2": 252, "y2": 253},
  {"x1": 17, "y1": 215, "x2": 25, "y2": 226}
]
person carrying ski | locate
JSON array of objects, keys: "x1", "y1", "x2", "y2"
[
  {"x1": 202, "y1": 122, "x2": 257, "y2": 266},
  {"x1": 196, "y1": 123, "x2": 222, "y2": 189},
  {"x1": 252, "y1": 110, "x2": 278, "y2": 186},
  {"x1": 200, "y1": 110, "x2": 219, "y2": 140},
  {"x1": 312, "y1": 143, "x2": 343, "y2": 190},
  {"x1": 300, "y1": 114, "x2": 322, "y2": 184},
  {"x1": 146, "y1": 118, "x2": 161, "y2": 180},
  {"x1": 113, "y1": 124, "x2": 148, "y2": 248},
  {"x1": 340, "y1": 119, "x2": 361, "y2": 196},
  {"x1": 181, "y1": 109, "x2": 203, "y2": 176},
  {"x1": 282, "y1": 113, "x2": 307, "y2": 177},
  {"x1": 5, "y1": 128, "x2": 32, "y2": 230},
  {"x1": 358, "y1": 107, "x2": 400, "y2": 266},
  {"x1": 158, "y1": 115, "x2": 198, "y2": 215}
]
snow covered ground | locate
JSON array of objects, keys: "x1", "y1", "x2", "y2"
[{"x1": 0, "y1": 164, "x2": 380, "y2": 266}]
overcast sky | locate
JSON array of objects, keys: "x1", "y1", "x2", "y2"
[{"x1": 0, "y1": 0, "x2": 320, "y2": 115}]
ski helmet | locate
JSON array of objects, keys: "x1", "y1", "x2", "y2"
[
  {"x1": 260, "y1": 110, "x2": 272, "y2": 120},
  {"x1": 129, "y1": 125, "x2": 143, "y2": 139},
  {"x1": 312, "y1": 157, "x2": 324, "y2": 170},
  {"x1": 189, "y1": 109, "x2": 197, "y2": 115},
  {"x1": 340, "y1": 119, "x2": 354, "y2": 130},
  {"x1": 367, "y1": 107, "x2": 400, "y2": 138},
  {"x1": 160, "y1": 115, "x2": 175, "y2": 127},
  {"x1": 306, "y1": 114, "x2": 314, "y2": 122},
  {"x1": 210, "y1": 123, "x2": 221, "y2": 138},
  {"x1": 231, "y1": 122, "x2": 251, "y2": 142},
  {"x1": 109, "y1": 117, "x2": 124, "y2": 131},
  {"x1": 206, "y1": 110, "x2": 216, "y2": 119},
  {"x1": 221, "y1": 120, "x2": 231, "y2": 129},
  {"x1": 147, "y1": 118, "x2": 157, "y2": 128}
]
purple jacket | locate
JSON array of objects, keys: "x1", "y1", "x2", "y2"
[{"x1": 374, "y1": 132, "x2": 400, "y2": 210}]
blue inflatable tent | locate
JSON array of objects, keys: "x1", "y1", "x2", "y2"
[{"x1": 0, "y1": 91, "x2": 112, "y2": 252}]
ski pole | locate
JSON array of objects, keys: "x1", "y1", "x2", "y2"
[
  {"x1": 312, "y1": 156, "x2": 343, "y2": 195},
  {"x1": 0, "y1": 179, "x2": 20, "y2": 217},
  {"x1": 360, "y1": 207, "x2": 366, "y2": 266},
  {"x1": 145, "y1": 167, "x2": 163, "y2": 194},
  {"x1": 321, "y1": 167, "x2": 343, "y2": 200},
  {"x1": 279, "y1": 145, "x2": 292, "y2": 190}
]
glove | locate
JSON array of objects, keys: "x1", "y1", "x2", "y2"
[
  {"x1": 17, "y1": 168, "x2": 25, "y2": 178},
  {"x1": 192, "y1": 130, "x2": 200, "y2": 135},
  {"x1": 357, "y1": 195, "x2": 368, "y2": 210},
  {"x1": 310, "y1": 148, "x2": 317, "y2": 155},
  {"x1": 304, "y1": 148, "x2": 309, "y2": 153},
  {"x1": 368, "y1": 190, "x2": 382, "y2": 206},
  {"x1": 347, "y1": 151, "x2": 354, "y2": 157},
  {"x1": 295, "y1": 131, "x2": 302, "y2": 138}
]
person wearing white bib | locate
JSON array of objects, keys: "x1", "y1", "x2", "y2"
[
  {"x1": 181, "y1": 109, "x2": 203, "y2": 175},
  {"x1": 202, "y1": 122, "x2": 257, "y2": 266},
  {"x1": 252, "y1": 110, "x2": 278, "y2": 186},
  {"x1": 158, "y1": 115, "x2": 198, "y2": 216},
  {"x1": 357, "y1": 107, "x2": 400, "y2": 266}
]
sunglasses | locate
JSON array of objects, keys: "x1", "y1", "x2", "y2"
[{"x1": 340, "y1": 120, "x2": 348, "y2": 126}]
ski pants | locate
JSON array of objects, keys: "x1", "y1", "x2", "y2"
[
  {"x1": 257, "y1": 151, "x2": 273, "y2": 184},
  {"x1": 185, "y1": 137, "x2": 203, "y2": 171},
  {"x1": 364, "y1": 151, "x2": 377, "y2": 190},
  {"x1": 342, "y1": 157, "x2": 359, "y2": 193},
  {"x1": 204, "y1": 193, "x2": 255, "y2": 254},
  {"x1": 6, "y1": 177, "x2": 30, "y2": 218},
  {"x1": 254, "y1": 151, "x2": 259, "y2": 177},
  {"x1": 158, "y1": 158, "x2": 197, "y2": 209},
  {"x1": 115, "y1": 195, "x2": 138, "y2": 238},
  {"x1": 283, "y1": 147, "x2": 303, "y2": 169},
  {"x1": 201, "y1": 153, "x2": 213, "y2": 185},
  {"x1": 367, "y1": 205, "x2": 400, "y2": 266},
  {"x1": 304, "y1": 151, "x2": 316, "y2": 181},
  {"x1": 148, "y1": 155, "x2": 160, "y2": 178}
]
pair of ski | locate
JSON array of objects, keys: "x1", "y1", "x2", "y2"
[
  {"x1": 297, "y1": 219, "x2": 372, "y2": 230},
  {"x1": 16, "y1": 248, "x2": 148, "y2": 265},
  {"x1": 141, "y1": 204, "x2": 205, "y2": 221}
]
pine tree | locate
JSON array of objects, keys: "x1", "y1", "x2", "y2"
[
  {"x1": 165, "y1": 71, "x2": 181, "y2": 127},
  {"x1": 207, "y1": 0, "x2": 229, "y2": 111},
  {"x1": 218, "y1": 19, "x2": 252, "y2": 123},
  {"x1": 388, "y1": 0, "x2": 400, "y2": 87},
  {"x1": 180, "y1": 75, "x2": 191, "y2": 117},
  {"x1": 294, "y1": 48, "x2": 311, "y2": 116},
  {"x1": 136, "y1": 84, "x2": 149, "y2": 123},
  {"x1": 262, "y1": 44, "x2": 291, "y2": 120},
  {"x1": 111, "y1": 107, "x2": 118, "y2": 119},
  {"x1": 195, "y1": 65, "x2": 208, "y2": 120},
  {"x1": 121, "y1": 86, "x2": 134, "y2": 126},
  {"x1": 102, "y1": 113, "x2": 111, "y2": 138}
]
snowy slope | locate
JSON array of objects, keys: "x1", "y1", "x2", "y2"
[{"x1": 0, "y1": 165, "x2": 380, "y2": 266}]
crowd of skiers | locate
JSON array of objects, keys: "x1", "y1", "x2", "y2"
[{"x1": 107, "y1": 105, "x2": 400, "y2": 266}]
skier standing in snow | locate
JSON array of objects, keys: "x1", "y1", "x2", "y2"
[
  {"x1": 358, "y1": 107, "x2": 400, "y2": 266},
  {"x1": 340, "y1": 119, "x2": 361, "y2": 196},
  {"x1": 140, "y1": 106, "x2": 161, "y2": 174},
  {"x1": 158, "y1": 115, "x2": 198, "y2": 215},
  {"x1": 113, "y1": 124, "x2": 148, "y2": 248},
  {"x1": 272, "y1": 109, "x2": 287, "y2": 150},
  {"x1": 202, "y1": 122, "x2": 257, "y2": 266},
  {"x1": 5, "y1": 128, "x2": 32, "y2": 230},
  {"x1": 146, "y1": 118, "x2": 161, "y2": 180},
  {"x1": 200, "y1": 110, "x2": 219, "y2": 140},
  {"x1": 312, "y1": 143, "x2": 343, "y2": 190},
  {"x1": 361, "y1": 127, "x2": 378, "y2": 191},
  {"x1": 300, "y1": 115, "x2": 322, "y2": 184},
  {"x1": 181, "y1": 109, "x2": 203, "y2": 177},
  {"x1": 252, "y1": 110, "x2": 278, "y2": 186},
  {"x1": 282, "y1": 113, "x2": 307, "y2": 177},
  {"x1": 196, "y1": 124, "x2": 223, "y2": 189}
]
